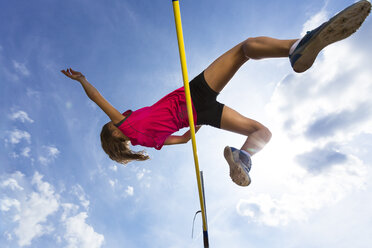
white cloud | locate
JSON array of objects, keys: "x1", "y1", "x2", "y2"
[
  {"x1": 72, "y1": 185, "x2": 90, "y2": 210},
  {"x1": 21, "y1": 147, "x2": 31, "y2": 157},
  {"x1": 109, "y1": 164, "x2": 118, "y2": 171},
  {"x1": 0, "y1": 197, "x2": 21, "y2": 212},
  {"x1": 26, "y1": 88, "x2": 40, "y2": 98},
  {"x1": 134, "y1": 168, "x2": 151, "y2": 189},
  {"x1": 7, "y1": 129, "x2": 31, "y2": 144},
  {"x1": 137, "y1": 171, "x2": 144, "y2": 180},
  {"x1": 1, "y1": 172, "x2": 104, "y2": 247},
  {"x1": 12, "y1": 60, "x2": 30, "y2": 76},
  {"x1": 1, "y1": 178, "x2": 24, "y2": 191},
  {"x1": 9, "y1": 110, "x2": 34, "y2": 123},
  {"x1": 63, "y1": 212, "x2": 104, "y2": 248},
  {"x1": 125, "y1": 186, "x2": 134, "y2": 196},
  {"x1": 39, "y1": 145, "x2": 60, "y2": 165},
  {"x1": 301, "y1": 9, "x2": 329, "y2": 36},
  {"x1": 237, "y1": 154, "x2": 367, "y2": 226},
  {"x1": 4, "y1": 172, "x2": 60, "y2": 247},
  {"x1": 136, "y1": 168, "x2": 151, "y2": 180},
  {"x1": 61, "y1": 203, "x2": 80, "y2": 222},
  {"x1": 60, "y1": 201, "x2": 104, "y2": 248},
  {"x1": 4, "y1": 231, "x2": 13, "y2": 241},
  {"x1": 11, "y1": 152, "x2": 19, "y2": 158},
  {"x1": 109, "y1": 179, "x2": 117, "y2": 188},
  {"x1": 46, "y1": 146, "x2": 60, "y2": 157},
  {"x1": 38, "y1": 156, "x2": 49, "y2": 165},
  {"x1": 268, "y1": 42, "x2": 371, "y2": 143}
]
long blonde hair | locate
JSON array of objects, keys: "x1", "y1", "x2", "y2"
[{"x1": 100, "y1": 122, "x2": 149, "y2": 164}]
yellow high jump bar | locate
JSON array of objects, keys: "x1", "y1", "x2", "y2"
[{"x1": 172, "y1": 0, "x2": 209, "y2": 247}]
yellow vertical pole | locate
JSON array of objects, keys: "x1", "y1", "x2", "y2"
[{"x1": 171, "y1": 0, "x2": 209, "y2": 245}]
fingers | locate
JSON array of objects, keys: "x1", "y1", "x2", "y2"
[
  {"x1": 61, "y1": 68, "x2": 75, "y2": 79},
  {"x1": 61, "y1": 68, "x2": 85, "y2": 81},
  {"x1": 60, "y1": 68, "x2": 76, "y2": 76},
  {"x1": 61, "y1": 69, "x2": 70, "y2": 77},
  {"x1": 69, "y1": 68, "x2": 82, "y2": 76}
]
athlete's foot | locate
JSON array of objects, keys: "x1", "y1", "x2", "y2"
[
  {"x1": 290, "y1": 0, "x2": 371, "y2": 73},
  {"x1": 224, "y1": 146, "x2": 252, "y2": 186}
]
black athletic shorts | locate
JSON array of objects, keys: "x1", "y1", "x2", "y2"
[{"x1": 189, "y1": 71, "x2": 225, "y2": 128}]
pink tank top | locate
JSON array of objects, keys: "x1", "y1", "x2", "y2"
[{"x1": 116, "y1": 86, "x2": 197, "y2": 150}]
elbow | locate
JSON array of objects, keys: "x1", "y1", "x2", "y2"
[
  {"x1": 183, "y1": 137, "x2": 191, "y2": 144},
  {"x1": 87, "y1": 91, "x2": 100, "y2": 101}
]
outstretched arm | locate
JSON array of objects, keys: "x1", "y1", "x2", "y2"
[
  {"x1": 164, "y1": 126, "x2": 202, "y2": 145},
  {"x1": 61, "y1": 68, "x2": 124, "y2": 124}
]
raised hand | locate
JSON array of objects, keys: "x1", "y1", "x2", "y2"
[{"x1": 61, "y1": 68, "x2": 86, "y2": 82}]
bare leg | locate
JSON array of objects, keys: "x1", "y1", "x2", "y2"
[
  {"x1": 220, "y1": 106, "x2": 272, "y2": 156},
  {"x1": 204, "y1": 36, "x2": 298, "y2": 93},
  {"x1": 203, "y1": 36, "x2": 297, "y2": 155}
]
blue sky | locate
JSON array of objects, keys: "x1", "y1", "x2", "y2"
[{"x1": 1, "y1": 0, "x2": 372, "y2": 247}]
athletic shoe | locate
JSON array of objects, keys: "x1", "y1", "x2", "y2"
[
  {"x1": 224, "y1": 146, "x2": 252, "y2": 186},
  {"x1": 290, "y1": 0, "x2": 371, "y2": 73}
]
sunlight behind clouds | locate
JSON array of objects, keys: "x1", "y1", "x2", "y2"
[
  {"x1": 236, "y1": 12, "x2": 372, "y2": 226},
  {"x1": 237, "y1": 5, "x2": 372, "y2": 226}
]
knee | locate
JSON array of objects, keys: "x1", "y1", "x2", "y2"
[
  {"x1": 262, "y1": 126, "x2": 272, "y2": 142},
  {"x1": 256, "y1": 124, "x2": 272, "y2": 143},
  {"x1": 242, "y1": 37, "x2": 262, "y2": 60}
]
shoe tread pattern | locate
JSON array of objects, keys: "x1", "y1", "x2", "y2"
[
  {"x1": 293, "y1": 0, "x2": 371, "y2": 72},
  {"x1": 224, "y1": 146, "x2": 251, "y2": 186}
]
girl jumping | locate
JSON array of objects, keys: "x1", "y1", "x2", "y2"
[{"x1": 61, "y1": 0, "x2": 370, "y2": 186}]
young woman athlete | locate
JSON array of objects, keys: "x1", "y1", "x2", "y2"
[{"x1": 61, "y1": 1, "x2": 370, "y2": 186}]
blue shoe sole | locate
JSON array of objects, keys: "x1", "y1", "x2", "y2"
[{"x1": 291, "y1": 0, "x2": 371, "y2": 73}]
